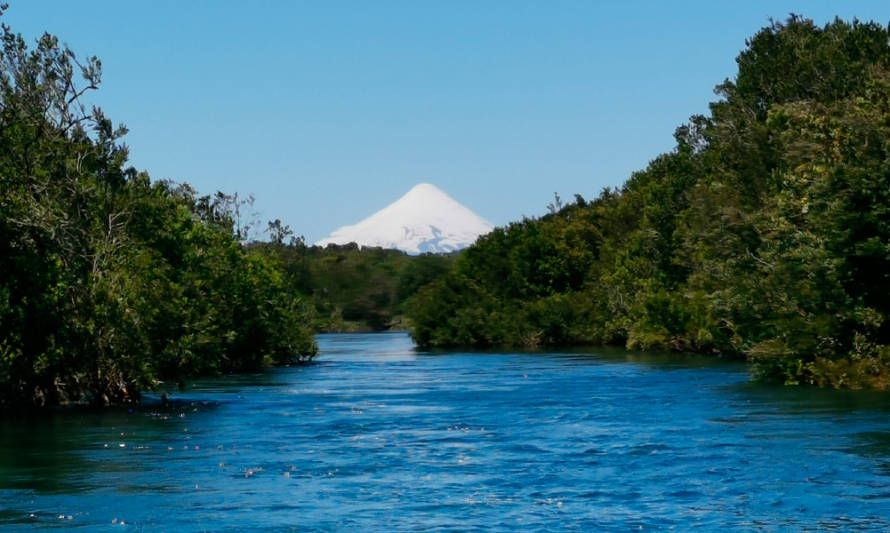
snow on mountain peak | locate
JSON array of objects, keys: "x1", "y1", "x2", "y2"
[{"x1": 316, "y1": 183, "x2": 493, "y2": 254}]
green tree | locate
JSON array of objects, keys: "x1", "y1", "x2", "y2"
[
  {"x1": 0, "y1": 8, "x2": 316, "y2": 408},
  {"x1": 406, "y1": 15, "x2": 890, "y2": 389}
]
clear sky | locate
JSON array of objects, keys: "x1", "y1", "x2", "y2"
[{"x1": 5, "y1": 1, "x2": 889, "y2": 242}]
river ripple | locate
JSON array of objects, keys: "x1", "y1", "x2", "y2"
[{"x1": 2, "y1": 332, "x2": 890, "y2": 531}]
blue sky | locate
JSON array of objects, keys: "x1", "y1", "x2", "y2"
[{"x1": 5, "y1": 1, "x2": 889, "y2": 242}]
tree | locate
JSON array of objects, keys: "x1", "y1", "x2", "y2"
[
  {"x1": 0, "y1": 8, "x2": 317, "y2": 408},
  {"x1": 406, "y1": 15, "x2": 890, "y2": 389}
]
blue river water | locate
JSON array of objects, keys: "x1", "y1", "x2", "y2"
[{"x1": 2, "y1": 332, "x2": 890, "y2": 531}]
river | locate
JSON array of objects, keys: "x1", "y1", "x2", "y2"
[{"x1": 2, "y1": 332, "x2": 890, "y2": 531}]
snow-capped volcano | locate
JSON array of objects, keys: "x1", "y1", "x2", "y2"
[{"x1": 316, "y1": 183, "x2": 493, "y2": 254}]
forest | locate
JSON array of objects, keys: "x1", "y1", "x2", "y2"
[
  {"x1": 0, "y1": 1, "x2": 452, "y2": 408},
  {"x1": 0, "y1": 10, "x2": 318, "y2": 408},
  {"x1": 407, "y1": 16, "x2": 890, "y2": 389},
  {"x1": 252, "y1": 241, "x2": 454, "y2": 332},
  {"x1": 4, "y1": 12, "x2": 890, "y2": 410}
]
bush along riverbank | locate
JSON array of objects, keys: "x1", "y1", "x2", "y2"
[
  {"x1": 0, "y1": 9, "x2": 316, "y2": 409},
  {"x1": 407, "y1": 16, "x2": 890, "y2": 390}
]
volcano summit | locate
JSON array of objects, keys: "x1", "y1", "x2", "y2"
[{"x1": 316, "y1": 183, "x2": 493, "y2": 254}]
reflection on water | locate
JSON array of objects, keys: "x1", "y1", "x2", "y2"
[{"x1": 1, "y1": 331, "x2": 889, "y2": 531}]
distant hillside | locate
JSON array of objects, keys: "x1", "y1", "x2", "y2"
[{"x1": 253, "y1": 241, "x2": 455, "y2": 332}]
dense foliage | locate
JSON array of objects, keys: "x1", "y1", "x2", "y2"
[
  {"x1": 0, "y1": 11, "x2": 316, "y2": 408},
  {"x1": 408, "y1": 16, "x2": 890, "y2": 389},
  {"x1": 254, "y1": 241, "x2": 455, "y2": 332}
]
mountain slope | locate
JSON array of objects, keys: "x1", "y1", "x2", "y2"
[{"x1": 316, "y1": 183, "x2": 493, "y2": 254}]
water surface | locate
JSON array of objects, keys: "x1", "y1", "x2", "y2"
[{"x1": 2, "y1": 332, "x2": 890, "y2": 531}]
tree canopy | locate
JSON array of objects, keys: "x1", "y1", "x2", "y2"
[
  {"x1": 407, "y1": 16, "x2": 890, "y2": 389},
  {"x1": 0, "y1": 7, "x2": 316, "y2": 408},
  {"x1": 254, "y1": 241, "x2": 455, "y2": 332}
]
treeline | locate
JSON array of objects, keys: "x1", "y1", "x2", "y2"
[
  {"x1": 0, "y1": 11, "x2": 316, "y2": 408},
  {"x1": 252, "y1": 241, "x2": 455, "y2": 332},
  {"x1": 408, "y1": 16, "x2": 890, "y2": 389}
]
